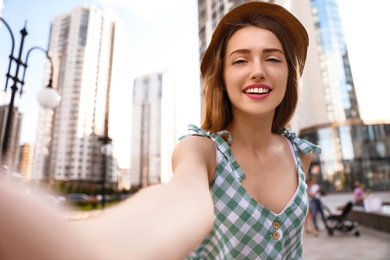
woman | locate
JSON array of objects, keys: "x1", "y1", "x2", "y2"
[
  {"x1": 180, "y1": 2, "x2": 321, "y2": 259},
  {"x1": 0, "y1": 2, "x2": 321, "y2": 259},
  {"x1": 353, "y1": 180, "x2": 365, "y2": 206}
]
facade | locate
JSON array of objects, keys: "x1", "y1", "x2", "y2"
[
  {"x1": 0, "y1": 105, "x2": 22, "y2": 173},
  {"x1": 117, "y1": 167, "x2": 131, "y2": 191},
  {"x1": 300, "y1": 121, "x2": 390, "y2": 191},
  {"x1": 197, "y1": 0, "x2": 233, "y2": 63},
  {"x1": 130, "y1": 72, "x2": 176, "y2": 188},
  {"x1": 19, "y1": 142, "x2": 34, "y2": 179},
  {"x1": 32, "y1": 6, "x2": 124, "y2": 187},
  {"x1": 292, "y1": 0, "x2": 390, "y2": 192},
  {"x1": 197, "y1": 0, "x2": 390, "y2": 191}
]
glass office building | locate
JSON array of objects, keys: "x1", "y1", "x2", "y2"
[
  {"x1": 298, "y1": 0, "x2": 390, "y2": 191},
  {"x1": 301, "y1": 121, "x2": 390, "y2": 192}
]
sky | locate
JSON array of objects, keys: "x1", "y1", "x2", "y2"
[{"x1": 0, "y1": 0, "x2": 389, "y2": 168}]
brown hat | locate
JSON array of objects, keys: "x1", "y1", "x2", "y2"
[{"x1": 200, "y1": 1, "x2": 309, "y2": 77}]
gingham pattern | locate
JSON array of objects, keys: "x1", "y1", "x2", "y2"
[{"x1": 182, "y1": 125, "x2": 321, "y2": 260}]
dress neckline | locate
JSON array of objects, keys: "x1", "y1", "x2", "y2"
[{"x1": 227, "y1": 137, "x2": 304, "y2": 216}]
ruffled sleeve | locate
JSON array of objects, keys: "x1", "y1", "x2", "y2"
[{"x1": 279, "y1": 128, "x2": 322, "y2": 155}]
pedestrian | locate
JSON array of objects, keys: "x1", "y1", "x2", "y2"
[
  {"x1": 305, "y1": 180, "x2": 319, "y2": 237},
  {"x1": 305, "y1": 206, "x2": 319, "y2": 237},
  {"x1": 353, "y1": 180, "x2": 365, "y2": 206},
  {"x1": 0, "y1": 2, "x2": 321, "y2": 259},
  {"x1": 307, "y1": 177, "x2": 329, "y2": 232}
]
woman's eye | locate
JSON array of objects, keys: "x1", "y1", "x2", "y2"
[
  {"x1": 232, "y1": 59, "x2": 247, "y2": 65},
  {"x1": 267, "y1": 57, "x2": 281, "y2": 63}
]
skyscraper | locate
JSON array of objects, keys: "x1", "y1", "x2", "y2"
[
  {"x1": 32, "y1": 6, "x2": 125, "y2": 186},
  {"x1": 197, "y1": 0, "x2": 390, "y2": 191},
  {"x1": 292, "y1": 0, "x2": 390, "y2": 191},
  {"x1": 130, "y1": 71, "x2": 176, "y2": 188},
  {"x1": 19, "y1": 142, "x2": 33, "y2": 179}
]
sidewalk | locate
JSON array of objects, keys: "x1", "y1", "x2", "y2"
[
  {"x1": 303, "y1": 191, "x2": 390, "y2": 260},
  {"x1": 320, "y1": 191, "x2": 390, "y2": 211},
  {"x1": 303, "y1": 225, "x2": 390, "y2": 259}
]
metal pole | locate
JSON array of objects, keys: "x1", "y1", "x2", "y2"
[
  {"x1": 100, "y1": 136, "x2": 111, "y2": 210},
  {"x1": 1, "y1": 18, "x2": 28, "y2": 167},
  {"x1": 1, "y1": 18, "x2": 57, "y2": 169},
  {"x1": 99, "y1": 23, "x2": 115, "y2": 210},
  {"x1": 20, "y1": 46, "x2": 55, "y2": 95}
]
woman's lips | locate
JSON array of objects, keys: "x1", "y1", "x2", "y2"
[{"x1": 243, "y1": 84, "x2": 272, "y2": 100}]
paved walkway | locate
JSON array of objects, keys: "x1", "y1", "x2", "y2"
[
  {"x1": 303, "y1": 225, "x2": 390, "y2": 259},
  {"x1": 303, "y1": 191, "x2": 390, "y2": 259}
]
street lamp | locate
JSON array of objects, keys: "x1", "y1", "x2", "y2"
[{"x1": 0, "y1": 17, "x2": 61, "y2": 170}]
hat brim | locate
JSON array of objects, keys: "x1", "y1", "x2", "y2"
[{"x1": 200, "y1": 1, "x2": 309, "y2": 77}]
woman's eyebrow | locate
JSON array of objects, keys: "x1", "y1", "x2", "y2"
[
  {"x1": 227, "y1": 49, "x2": 250, "y2": 58},
  {"x1": 263, "y1": 48, "x2": 284, "y2": 55},
  {"x1": 228, "y1": 48, "x2": 284, "y2": 58}
]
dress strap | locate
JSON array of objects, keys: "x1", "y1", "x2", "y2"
[
  {"x1": 180, "y1": 124, "x2": 232, "y2": 143},
  {"x1": 179, "y1": 124, "x2": 232, "y2": 160},
  {"x1": 278, "y1": 128, "x2": 322, "y2": 155}
]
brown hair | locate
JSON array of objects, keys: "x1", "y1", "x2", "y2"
[{"x1": 201, "y1": 11, "x2": 307, "y2": 133}]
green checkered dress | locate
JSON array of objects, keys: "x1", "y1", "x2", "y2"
[{"x1": 181, "y1": 125, "x2": 321, "y2": 260}]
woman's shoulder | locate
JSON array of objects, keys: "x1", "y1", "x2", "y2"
[
  {"x1": 278, "y1": 127, "x2": 322, "y2": 155},
  {"x1": 175, "y1": 125, "x2": 217, "y2": 161},
  {"x1": 278, "y1": 127, "x2": 319, "y2": 174},
  {"x1": 173, "y1": 127, "x2": 218, "y2": 183},
  {"x1": 176, "y1": 134, "x2": 216, "y2": 152}
]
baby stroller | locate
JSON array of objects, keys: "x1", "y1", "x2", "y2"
[{"x1": 326, "y1": 201, "x2": 360, "y2": 237}]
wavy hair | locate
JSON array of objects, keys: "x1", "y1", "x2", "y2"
[{"x1": 201, "y1": 14, "x2": 304, "y2": 133}]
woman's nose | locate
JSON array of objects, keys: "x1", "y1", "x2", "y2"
[{"x1": 249, "y1": 62, "x2": 266, "y2": 80}]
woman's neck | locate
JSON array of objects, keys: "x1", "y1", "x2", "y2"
[{"x1": 226, "y1": 116, "x2": 277, "y2": 152}]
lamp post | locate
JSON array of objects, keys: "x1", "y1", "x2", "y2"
[
  {"x1": 99, "y1": 69, "x2": 112, "y2": 210},
  {"x1": 0, "y1": 17, "x2": 61, "y2": 170},
  {"x1": 100, "y1": 136, "x2": 112, "y2": 210}
]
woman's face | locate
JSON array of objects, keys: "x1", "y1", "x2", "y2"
[{"x1": 223, "y1": 26, "x2": 288, "y2": 119}]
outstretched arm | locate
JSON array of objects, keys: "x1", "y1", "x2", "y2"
[
  {"x1": 81, "y1": 135, "x2": 216, "y2": 259},
  {"x1": 0, "y1": 135, "x2": 216, "y2": 260},
  {"x1": 0, "y1": 180, "x2": 109, "y2": 260}
]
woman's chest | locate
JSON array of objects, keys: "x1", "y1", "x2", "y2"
[{"x1": 234, "y1": 151, "x2": 299, "y2": 214}]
